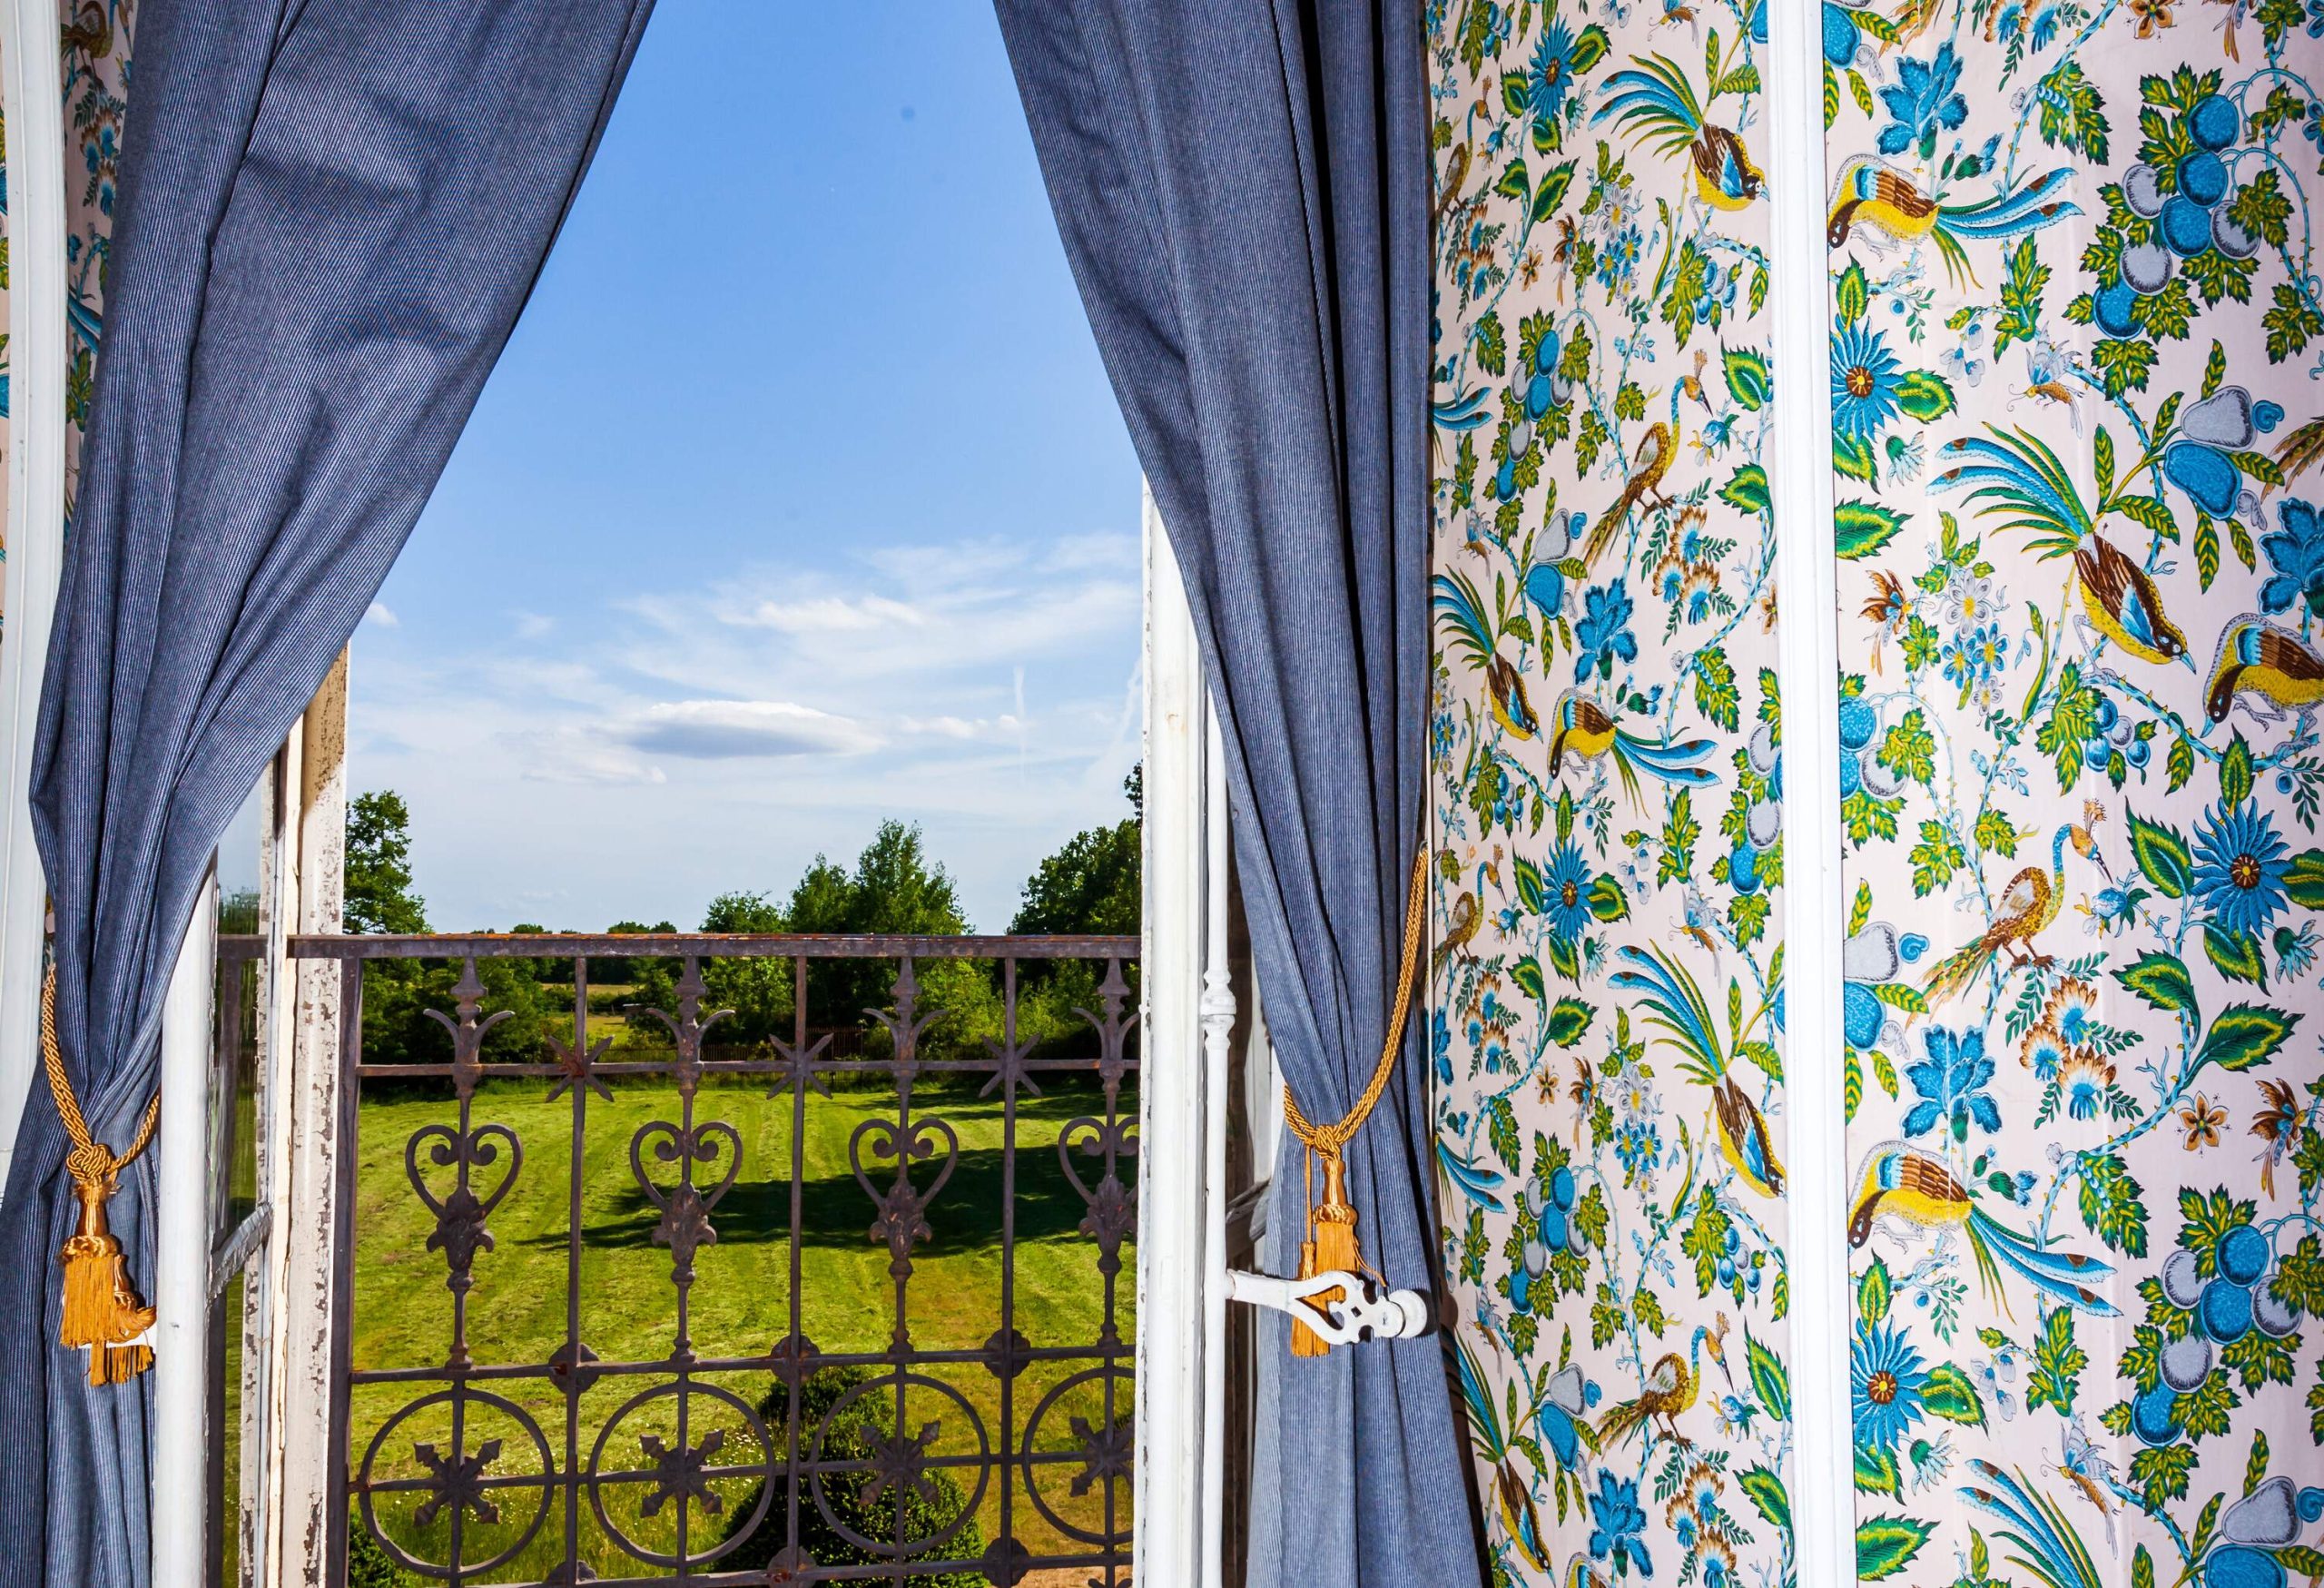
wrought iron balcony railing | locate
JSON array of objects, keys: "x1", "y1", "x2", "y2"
[{"x1": 279, "y1": 931, "x2": 1139, "y2": 1587}]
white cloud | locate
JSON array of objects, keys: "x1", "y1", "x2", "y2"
[
  {"x1": 511, "y1": 611, "x2": 555, "y2": 641},
  {"x1": 365, "y1": 601, "x2": 399, "y2": 628},
  {"x1": 353, "y1": 528, "x2": 1143, "y2": 929},
  {"x1": 619, "y1": 699, "x2": 878, "y2": 759}
]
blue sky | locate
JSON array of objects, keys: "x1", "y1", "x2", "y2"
[{"x1": 340, "y1": 2, "x2": 1141, "y2": 932}]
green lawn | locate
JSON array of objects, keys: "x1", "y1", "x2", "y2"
[{"x1": 345, "y1": 1059, "x2": 1137, "y2": 1582}]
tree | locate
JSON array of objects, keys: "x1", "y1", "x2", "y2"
[
  {"x1": 695, "y1": 891, "x2": 791, "y2": 1044},
  {"x1": 1005, "y1": 770, "x2": 1141, "y2": 1034},
  {"x1": 344, "y1": 790, "x2": 545, "y2": 1067},
  {"x1": 346, "y1": 791, "x2": 427, "y2": 934},
  {"x1": 803, "y1": 822, "x2": 991, "y2": 1051}
]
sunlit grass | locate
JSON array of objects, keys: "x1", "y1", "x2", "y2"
[{"x1": 348, "y1": 1060, "x2": 1136, "y2": 1583}]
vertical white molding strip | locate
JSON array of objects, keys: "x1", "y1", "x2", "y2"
[
  {"x1": 1767, "y1": 7, "x2": 1856, "y2": 1588},
  {"x1": 1139, "y1": 482, "x2": 1216, "y2": 1583},
  {"x1": 153, "y1": 868, "x2": 218, "y2": 1588},
  {"x1": 269, "y1": 655, "x2": 350, "y2": 1586},
  {"x1": 1198, "y1": 702, "x2": 1234, "y2": 1588},
  {"x1": 0, "y1": 0, "x2": 72, "y2": 1192}
]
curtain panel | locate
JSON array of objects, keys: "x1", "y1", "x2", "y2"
[
  {"x1": 995, "y1": 3, "x2": 1486, "y2": 1585},
  {"x1": 0, "y1": 3, "x2": 654, "y2": 1583}
]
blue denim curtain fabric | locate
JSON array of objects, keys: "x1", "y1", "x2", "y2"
[
  {"x1": 992, "y1": 5, "x2": 1482, "y2": 1583},
  {"x1": 0, "y1": 3, "x2": 654, "y2": 1583}
]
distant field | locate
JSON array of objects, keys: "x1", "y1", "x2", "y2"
[{"x1": 345, "y1": 1048, "x2": 1137, "y2": 1582}]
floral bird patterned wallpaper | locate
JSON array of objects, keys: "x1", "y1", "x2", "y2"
[
  {"x1": 1827, "y1": 0, "x2": 2324, "y2": 1585},
  {"x1": 0, "y1": 0, "x2": 130, "y2": 659},
  {"x1": 1429, "y1": 0, "x2": 2324, "y2": 1585},
  {"x1": 1428, "y1": 2, "x2": 1797, "y2": 1585}
]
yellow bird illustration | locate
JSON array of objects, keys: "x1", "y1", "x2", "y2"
[
  {"x1": 2205, "y1": 614, "x2": 2324, "y2": 725},
  {"x1": 1547, "y1": 692, "x2": 1718, "y2": 805},
  {"x1": 1826, "y1": 157, "x2": 2079, "y2": 283},
  {"x1": 1934, "y1": 429, "x2": 2191, "y2": 667},
  {"x1": 2074, "y1": 534, "x2": 2193, "y2": 669},
  {"x1": 1922, "y1": 808, "x2": 2105, "y2": 1004},
  {"x1": 1434, "y1": 571, "x2": 1540, "y2": 739},
  {"x1": 1593, "y1": 55, "x2": 1763, "y2": 212},
  {"x1": 1583, "y1": 422, "x2": 1677, "y2": 567},
  {"x1": 1849, "y1": 1142, "x2": 2117, "y2": 1315}
]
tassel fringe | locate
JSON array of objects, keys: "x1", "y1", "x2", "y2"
[
  {"x1": 41, "y1": 972, "x2": 161, "y2": 1386},
  {"x1": 1290, "y1": 1152, "x2": 1363, "y2": 1356},
  {"x1": 1281, "y1": 850, "x2": 1427, "y2": 1356}
]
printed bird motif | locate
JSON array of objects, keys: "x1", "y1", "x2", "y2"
[
  {"x1": 1433, "y1": 882, "x2": 1483, "y2": 975},
  {"x1": 61, "y1": 1, "x2": 111, "y2": 65},
  {"x1": 1593, "y1": 55, "x2": 1764, "y2": 211},
  {"x1": 2270, "y1": 414, "x2": 2324, "y2": 493},
  {"x1": 1827, "y1": 158, "x2": 2080, "y2": 283},
  {"x1": 1437, "y1": 1140, "x2": 1508, "y2": 1213},
  {"x1": 2205, "y1": 614, "x2": 2324, "y2": 725},
  {"x1": 1963, "y1": 1462, "x2": 2108, "y2": 1588},
  {"x1": 1434, "y1": 571, "x2": 1540, "y2": 739},
  {"x1": 2073, "y1": 533, "x2": 2194, "y2": 669},
  {"x1": 1547, "y1": 693, "x2": 1718, "y2": 806},
  {"x1": 1922, "y1": 811, "x2": 2104, "y2": 1004},
  {"x1": 1457, "y1": 1335, "x2": 1551, "y2": 1573},
  {"x1": 1849, "y1": 1142, "x2": 2118, "y2": 1316},
  {"x1": 1596, "y1": 1319, "x2": 1724, "y2": 1448},
  {"x1": 1583, "y1": 422, "x2": 1677, "y2": 567},
  {"x1": 1933, "y1": 428, "x2": 2191, "y2": 669},
  {"x1": 1611, "y1": 946, "x2": 1787, "y2": 1199}
]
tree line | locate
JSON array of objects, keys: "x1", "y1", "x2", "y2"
[{"x1": 346, "y1": 773, "x2": 1139, "y2": 1066}]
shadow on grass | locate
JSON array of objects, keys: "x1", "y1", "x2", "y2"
[{"x1": 536, "y1": 1139, "x2": 1129, "y2": 1255}]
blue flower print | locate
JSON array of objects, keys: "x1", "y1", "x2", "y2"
[
  {"x1": 1903, "y1": 1026, "x2": 2000, "y2": 1139},
  {"x1": 1545, "y1": 840, "x2": 1595, "y2": 942},
  {"x1": 1831, "y1": 321, "x2": 1905, "y2": 441},
  {"x1": 1577, "y1": 579, "x2": 1640, "y2": 682},
  {"x1": 1529, "y1": 18, "x2": 1586, "y2": 123},
  {"x1": 2192, "y1": 800, "x2": 2291, "y2": 939},
  {"x1": 1851, "y1": 1318, "x2": 1931, "y2": 1455},
  {"x1": 1589, "y1": 1470, "x2": 1653, "y2": 1579},
  {"x1": 2260, "y1": 498, "x2": 2324, "y2": 618},
  {"x1": 1877, "y1": 44, "x2": 1968, "y2": 158}
]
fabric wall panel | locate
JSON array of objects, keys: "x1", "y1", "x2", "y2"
[
  {"x1": 1431, "y1": 1, "x2": 2323, "y2": 1585},
  {"x1": 1429, "y1": 5, "x2": 1797, "y2": 1585},
  {"x1": 1828, "y1": 5, "x2": 2324, "y2": 1588}
]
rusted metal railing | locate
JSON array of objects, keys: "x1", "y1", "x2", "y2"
[{"x1": 290, "y1": 932, "x2": 1138, "y2": 1586}]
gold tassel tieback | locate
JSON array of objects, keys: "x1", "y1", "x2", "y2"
[
  {"x1": 1285, "y1": 850, "x2": 1428, "y2": 1357},
  {"x1": 40, "y1": 970, "x2": 160, "y2": 1386}
]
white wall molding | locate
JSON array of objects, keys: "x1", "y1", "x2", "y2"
[
  {"x1": 153, "y1": 870, "x2": 219, "y2": 1588},
  {"x1": 1767, "y1": 5, "x2": 1856, "y2": 1586},
  {"x1": 0, "y1": 0, "x2": 74, "y2": 1195},
  {"x1": 1139, "y1": 482, "x2": 1228, "y2": 1584}
]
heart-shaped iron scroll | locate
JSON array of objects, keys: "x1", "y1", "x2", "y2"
[
  {"x1": 405, "y1": 1122, "x2": 523, "y2": 1298},
  {"x1": 850, "y1": 1114, "x2": 960, "y2": 1276},
  {"x1": 628, "y1": 1118, "x2": 744, "y2": 1285}
]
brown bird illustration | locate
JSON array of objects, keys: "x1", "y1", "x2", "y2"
[
  {"x1": 1923, "y1": 806, "x2": 2105, "y2": 1004},
  {"x1": 1433, "y1": 889, "x2": 1482, "y2": 976},
  {"x1": 2205, "y1": 614, "x2": 2324, "y2": 725},
  {"x1": 61, "y1": 1, "x2": 110, "y2": 64},
  {"x1": 1583, "y1": 422, "x2": 1676, "y2": 567},
  {"x1": 2269, "y1": 415, "x2": 2324, "y2": 495},
  {"x1": 1595, "y1": 1317, "x2": 1727, "y2": 1449}
]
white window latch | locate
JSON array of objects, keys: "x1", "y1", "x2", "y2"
[{"x1": 1222, "y1": 1268, "x2": 1432, "y2": 1346}]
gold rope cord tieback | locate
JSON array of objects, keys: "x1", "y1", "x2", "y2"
[
  {"x1": 40, "y1": 969, "x2": 160, "y2": 1386},
  {"x1": 1284, "y1": 849, "x2": 1428, "y2": 1357}
]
